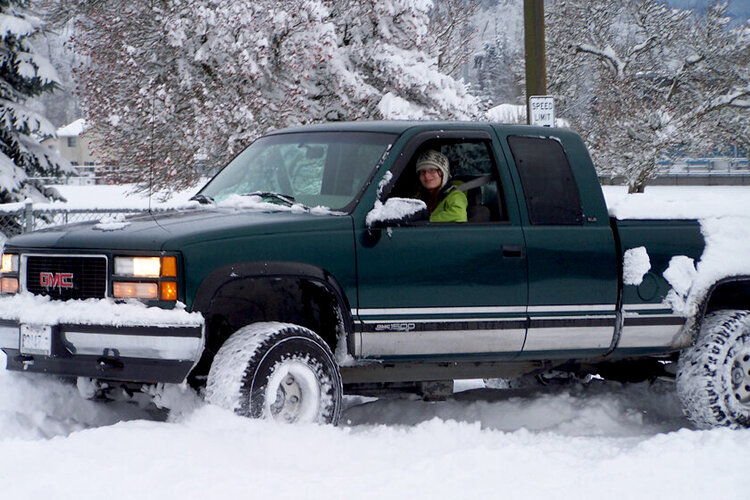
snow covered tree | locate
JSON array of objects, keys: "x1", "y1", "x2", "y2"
[
  {"x1": 428, "y1": 0, "x2": 478, "y2": 78},
  {"x1": 467, "y1": 0, "x2": 524, "y2": 111},
  {"x1": 0, "y1": 0, "x2": 70, "y2": 203},
  {"x1": 27, "y1": 17, "x2": 81, "y2": 127},
  {"x1": 473, "y1": 32, "x2": 521, "y2": 108},
  {"x1": 56, "y1": 0, "x2": 479, "y2": 193},
  {"x1": 547, "y1": 0, "x2": 749, "y2": 193}
]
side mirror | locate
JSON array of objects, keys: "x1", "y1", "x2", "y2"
[{"x1": 366, "y1": 198, "x2": 429, "y2": 228}]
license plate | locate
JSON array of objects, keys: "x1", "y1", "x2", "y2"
[{"x1": 20, "y1": 324, "x2": 52, "y2": 356}]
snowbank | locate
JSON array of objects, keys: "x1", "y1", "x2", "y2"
[
  {"x1": 1, "y1": 359, "x2": 749, "y2": 499},
  {"x1": 43, "y1": 183, "x2": 203, "y2": 210}
]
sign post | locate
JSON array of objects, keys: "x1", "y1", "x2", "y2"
[{"x1": 529, "y1": 95, "x2": 555, "y2": 127}]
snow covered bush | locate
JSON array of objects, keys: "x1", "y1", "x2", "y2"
[
  {"x1": 0, "y1": 0, "x2": 70, "y2": 203},
  {"x1": 547, "y1": 0, "x2": 749, "y2": 193}
]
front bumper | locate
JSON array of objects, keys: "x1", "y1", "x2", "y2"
[{"x1": 0, "y1": 294, "x2": 204, "y2": 384}]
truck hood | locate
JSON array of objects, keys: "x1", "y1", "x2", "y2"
[{"x1": 5, "y1": 206, "x2": 352, "y2": 251}]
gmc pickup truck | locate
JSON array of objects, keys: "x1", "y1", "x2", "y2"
[{"x1": 0, "y1": 121, "x2": 747, "y2": 428}]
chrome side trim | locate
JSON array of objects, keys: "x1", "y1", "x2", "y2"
[
  {"x1": 354, "y1": 304, "x2": 616, "y2": 317},
  {"x1": 528, "y1": 304, "x2": 616, "y2": 313},
  {"x1": 523, "y1": 326, "x2": 615, "y2": 351},
  {"x1": 64, "y1": 332, "x2": 203, "y2": 361},
  {"x1": 354, "y1": 306, "x2": 527, "y2": 317},
  {"x1": 622, "y1": 303, "x2": 672, "y2": 312},
  {"x1": 526, "y1": 315, "x2": 617, "y2": 321},
  {"x1": 360, "y1": 329, "x2": 526, "y2": 357},
  {"x1": 616, "y1": 316, "x2": 686, "y2": 348},
  {"x1": 360, "y1": 316, "x2": 525, "y2": 325},
  {"x1": 0, "y1": 324, "x2": 17, "y2": 349}
]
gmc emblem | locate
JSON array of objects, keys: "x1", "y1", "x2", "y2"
[{"x1": 39, "y1": 272, "x2": 74, "y2": 289}]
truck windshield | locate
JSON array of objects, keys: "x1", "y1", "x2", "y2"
[{"x1": 198, "y1": 131, "x2": 396, "y2": 211}]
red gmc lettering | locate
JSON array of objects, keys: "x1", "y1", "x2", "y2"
[{"x1": 39, "y1": 272, "x2": 74, "y2": 289}]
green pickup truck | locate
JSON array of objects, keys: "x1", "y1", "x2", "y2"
[{"x1": 0, "y1": 121, "x2": 747, "y2": 428}]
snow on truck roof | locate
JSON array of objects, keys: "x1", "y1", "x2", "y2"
[{"x1": 266, "y1": 120, "x2": 570, "y2": 136}]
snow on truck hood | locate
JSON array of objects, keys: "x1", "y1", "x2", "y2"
[{"x1": 5, "y1": 203, "x2": 349, "y2": 251}]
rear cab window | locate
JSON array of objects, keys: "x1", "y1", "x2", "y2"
[{"x1": 507, "y1": 135, "x2": 583, "y2": 225}]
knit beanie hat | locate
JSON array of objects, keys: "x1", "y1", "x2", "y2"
[{"x1": 416, "y1": 149, "x2": 450, "y2": 189}]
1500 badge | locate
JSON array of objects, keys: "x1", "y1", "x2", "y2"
[{"x1": 374, "y1": 323, "x2": 416, "y2": 332}]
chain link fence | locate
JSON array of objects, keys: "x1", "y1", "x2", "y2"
[{"x1": 0, "y1": 201, "x2": 151, "y2": 242}]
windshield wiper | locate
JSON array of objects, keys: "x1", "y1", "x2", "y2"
[
  {"x1": 243, "y1": 191, "x2": 297, "y2": 206},
  {"x1": 190, "y1": 193, "x2": 214, "y2": 204}
]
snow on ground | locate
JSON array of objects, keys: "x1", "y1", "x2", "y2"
[
  {"x1": 1, "y1": 350, "x2": 749, "y2": 499},
  {"x1": 2, "y1": 184, "x2": 750, "y2": 499},
  {"x1": 45, "y1": 182, "x2": 204, "y2": 210}
]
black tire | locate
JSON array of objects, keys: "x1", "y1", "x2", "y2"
[
  {"x1": 205, "y1": 322, "x2": 343, "y2": 425},
  {"x1": 676, "y1": 310, "x2": 750, "y2": 428}
]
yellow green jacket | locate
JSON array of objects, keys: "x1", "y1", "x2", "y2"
[{"x1": 418, "y1": 184, "x2": 468, "y2": 223}]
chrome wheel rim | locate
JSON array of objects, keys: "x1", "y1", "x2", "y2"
[
  {"x1": 731, "y1": 349, "x2": 750, "y2": 406},
  {"x1": 270, "y1": 374, "x2": 303, "y2": 422},
  {"x1": 264, "y1": 360, "x2": 321, "y2": 423}
]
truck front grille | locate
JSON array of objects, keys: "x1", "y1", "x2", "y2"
[{"x1": 25, "y1": 255, "x2": 107, "y2": 300}]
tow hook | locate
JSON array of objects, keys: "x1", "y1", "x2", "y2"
[
  {"x1": 97, "y1": 350, "x2": 124, "y2": 372},
  {"x1": 14, "y1": 355, "x2": 34, "y2": 370}
]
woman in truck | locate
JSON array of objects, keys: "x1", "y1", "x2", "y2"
[{"x1": 415, "y1": 149, "x2": 468, "y2": 223}]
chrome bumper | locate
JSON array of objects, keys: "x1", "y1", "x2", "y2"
[
  {"x1": 0, "y1": 324, "x2": 203, "y2": 361},
  {"x1": 0, "y1": 294, "x2": 205, "y2": 383}
]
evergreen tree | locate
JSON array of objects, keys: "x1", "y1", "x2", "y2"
[
  {"x1": 473, "y1": 33, "x2": 519, "y2": 108},
  {"x1": 0, "y1": 0, "x2": 69, "y2": 203}
]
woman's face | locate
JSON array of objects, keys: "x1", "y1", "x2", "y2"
[{"x1": 419, "y1": 167, "x2": 443, "y2": 191}]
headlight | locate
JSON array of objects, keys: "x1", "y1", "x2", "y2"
[
  {"x1": 113, "y1": 255, "x2": 179, "y2": 301},
  {"x1": 0, "y1": 253, "x2": 18, "y2": 273},
  {"x1": 115, "y1": 256, "x2": 161, "y2": 277},
  {"x1": 0, "y1": 253, "x2": 18, "y2": 294}
]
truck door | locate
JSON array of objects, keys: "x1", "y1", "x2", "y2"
[
  {"x1": 353, "y1": 130, "x2": 528, "y2": 359},
  {"x1": 502, "y1": 133, "x2": 619, "y2": 358}
]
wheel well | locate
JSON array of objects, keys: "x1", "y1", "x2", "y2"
[
  {"x1": 705, "y1": 279, "x2": 750, "y2": 315},
  {"x1": 192, "y1": 276, "x2": 348, "y2": 382}
]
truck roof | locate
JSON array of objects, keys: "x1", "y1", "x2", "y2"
[{"x1": 266, "y1": 120, "x2": 569, "y2": 137}]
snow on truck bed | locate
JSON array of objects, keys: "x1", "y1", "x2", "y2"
[
  {"x1": 603, "y1": 185, "x2": 750, "y2": 220},
  {"x1": 0, "y1": 184, "x2": 749, "y2": 498},
  {"x1": 604, "y1": 186, "x2": 750, "y2": 317}
]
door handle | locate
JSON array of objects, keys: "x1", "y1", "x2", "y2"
[{"x1": 502, "y1": 245, "x2": 524, "y2": 258}]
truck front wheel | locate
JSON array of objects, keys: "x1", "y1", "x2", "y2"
[
  {"x1": 677, "y1": 310, "x2": 750, "y2": 428},
  {"x1": 205, "y1": 322, "x2": 343, "y2": 425}
]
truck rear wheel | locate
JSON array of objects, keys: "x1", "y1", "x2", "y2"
[
  {"x1": 205, "y1": 322, "x2": 343, "y2": 425},
  {"x1": 677, "y1": 310, "x2": 750, "y2": 428}
]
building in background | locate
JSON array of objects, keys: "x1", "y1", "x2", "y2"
[{"x1": 41, "y1": 119, "x2": 103, "y2": 184}]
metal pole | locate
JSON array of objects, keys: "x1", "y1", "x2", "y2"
[
  {"x1": 524, "y1": 0, "x2": 546, "y2": 124},
  {"x1": 23, "y1": 199, "x2": 33, "y2": 233}
]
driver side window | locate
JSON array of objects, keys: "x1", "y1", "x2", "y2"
[{"x1": 388, "y1": 140, "x2": 508, "y2": 224}]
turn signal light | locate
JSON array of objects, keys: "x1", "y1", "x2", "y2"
[
  {"x1": 161, "y1": 256, "x2": 177, "y2": 277},
  {"x1": 160, "y1": 281, "x2": 178, "y2": 301}
]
